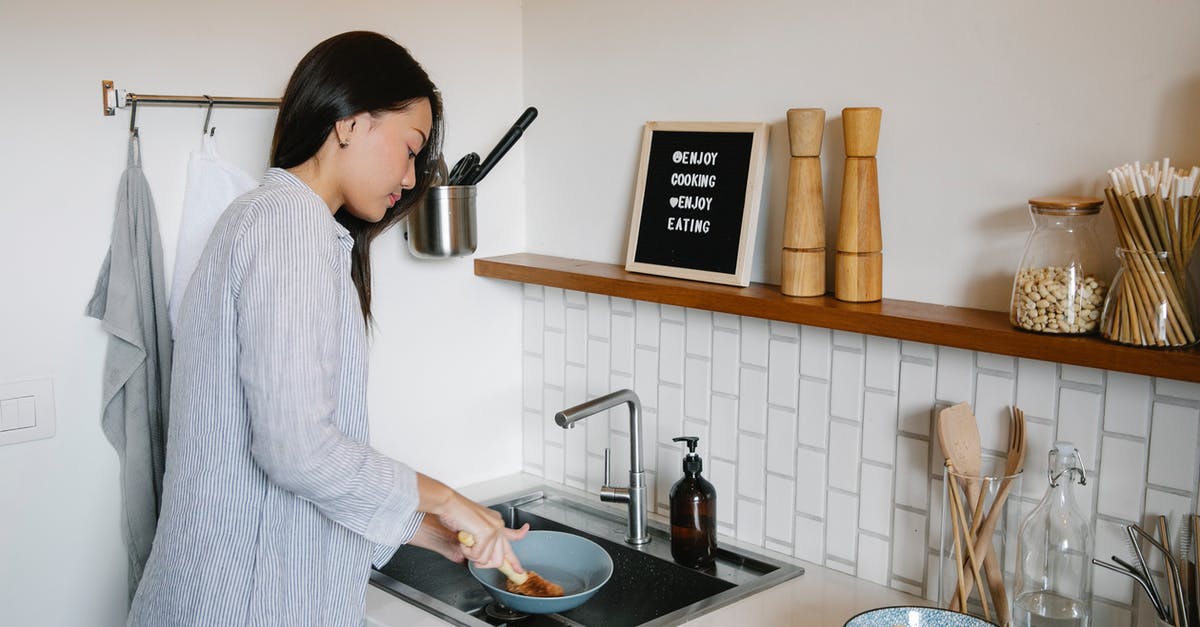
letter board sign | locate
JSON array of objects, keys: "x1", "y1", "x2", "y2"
[{"x1": 625, "y1": 121, "x2": 768, "y2": 286}]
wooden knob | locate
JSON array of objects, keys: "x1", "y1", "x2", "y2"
[
  {"x1": 783, "y1": 158, "x2": 824, "y2": 249},
  {"x1": 835, "y1": 252, "x2": 882, "y2": 302},
  {"x1": 786, "y1": 108, "x2": 825, "y2": 157},
  {"x1": 842, "y1": 107, "x2": 882, "y2": 157},
  {"x1": 836, "y1": 158, "x2": 881, "y2": 253}
]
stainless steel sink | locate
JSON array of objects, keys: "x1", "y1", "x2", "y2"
[{"x1": 370, "y1": 484, "x2": 804, "y2": 626}]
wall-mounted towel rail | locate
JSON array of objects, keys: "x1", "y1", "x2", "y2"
[{"x1": 102, "y1": 80, "x2": 281, "y2": 133}]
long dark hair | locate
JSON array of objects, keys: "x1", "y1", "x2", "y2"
[{"x1": 271, "y1": 31, "x2": 444, "y2": 324}]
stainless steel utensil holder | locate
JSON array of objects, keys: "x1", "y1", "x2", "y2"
[{"x1": 407, "y1": 185, "x2": 477, "y2": 258}]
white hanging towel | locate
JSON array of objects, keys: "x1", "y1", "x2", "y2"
[{"x1": 168, "y1": 133, "x2": 257, "y2": 332}]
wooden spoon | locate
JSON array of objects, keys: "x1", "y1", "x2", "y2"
[{"x1": 457, "y1": 531, "x2": 564, "y2": 597}]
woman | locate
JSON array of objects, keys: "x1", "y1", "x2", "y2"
[{"x1": 128, "y1": 31, "x2": 527, "y2": 626}]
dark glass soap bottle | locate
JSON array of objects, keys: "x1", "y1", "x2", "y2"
[{"x1": 669, "y1": 436, "x2": 716, "y2": 569}]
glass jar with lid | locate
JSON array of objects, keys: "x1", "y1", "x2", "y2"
[{"x1": 1010, "y1": 197, "x2": 1108, "y2": 334}]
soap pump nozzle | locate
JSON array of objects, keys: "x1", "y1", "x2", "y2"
[{"x1": 672, "y1": 436, "x2": 702, "y2": 475}]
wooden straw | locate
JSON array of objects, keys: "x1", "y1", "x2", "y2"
[{"x1": 1109, "y1": 190, "x2": 1196, "y2": 344}]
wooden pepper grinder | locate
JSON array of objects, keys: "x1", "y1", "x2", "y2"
[
  {"x1": 780, "y1": 108, "x2": 826, "y2": 297},
  {"x1": 835, "y1": 107, "x2": 883, "y2": 302}
]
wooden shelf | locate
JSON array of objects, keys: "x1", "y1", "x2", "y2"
[{"x1": 475, "y1": 253, "x2": 1200, "y2": 383}]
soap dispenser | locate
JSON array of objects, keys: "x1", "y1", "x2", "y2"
[{"x1": 669, "y1": 436, "x2": 717, "y2": 569}]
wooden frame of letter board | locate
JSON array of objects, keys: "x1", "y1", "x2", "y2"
[{"x1": 624, "y1": 121, "x2": 768, "y2": 287}]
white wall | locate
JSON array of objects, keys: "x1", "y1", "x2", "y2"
[
  {"x1": 0, "y1": 2, "x2": 525, "y2": 625},
  {"x1": 522, "y1": 0, "x2": 1200, "y2": 311}
]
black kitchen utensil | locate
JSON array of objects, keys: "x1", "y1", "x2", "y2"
[
  {"x1": 464, "y1": 107, "x2": 538, "y2": 185},
  {"x1": 448, "y1": 152, "x2": 479, "y2": 185}
]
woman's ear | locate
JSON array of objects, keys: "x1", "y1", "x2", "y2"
[{"x1": 333, "y1": 115, "x2": 362, "y2": 148}]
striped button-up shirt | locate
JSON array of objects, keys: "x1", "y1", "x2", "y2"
[{"x1": 128, "y1": 168, "x2": 422, "y2": 626}]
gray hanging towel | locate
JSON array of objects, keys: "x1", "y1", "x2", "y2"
[{"x1": 86, "y1": 134, "x2": 173, "y2": 599}]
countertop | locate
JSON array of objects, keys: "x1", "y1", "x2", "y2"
[{"x1": 366, "y1": 473, "x2": 929, "y2": 627}]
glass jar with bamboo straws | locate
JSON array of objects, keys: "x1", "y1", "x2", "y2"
[
  {"x1": 1010, "y1": 197, "x2": 1108, "y2": 334},
  {"x1": 1100, "y1": 160, "x2": 1200, "y2": 348}
]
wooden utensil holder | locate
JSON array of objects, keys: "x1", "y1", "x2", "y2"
[
  {"x1": 835, "y1": 107, "x2": 883, "y2": 302},
  {"x1": 781, "y1": 108, "x2": 826, "y2": 297}
]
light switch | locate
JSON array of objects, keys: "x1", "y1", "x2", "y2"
[
  {"x1": 0, "y1": 378, "x2": 55, "y2": 446},
  {"x1": 0, "y1": 397, "x2": 21, "y2": 431}
]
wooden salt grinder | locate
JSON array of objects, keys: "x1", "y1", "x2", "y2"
[
  {"x1": 780, "y1": 108, "x2": 826, "y2": 297},
  {"x1": 835, "y1": 107, "x2": 883, "y2": 302}
]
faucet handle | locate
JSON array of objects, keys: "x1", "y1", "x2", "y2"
[{"x1": 603, "y1": 448, "x2": 611, "y2": 486}]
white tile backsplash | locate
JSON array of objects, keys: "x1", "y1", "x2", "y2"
[
  {"x1": 736, "y1": 498, "x2": 764, "y2": 545},
  {"x1": 898, "y1": 360, "x2": 935, "y2": 437},
  {"x1": 934, "y1": 347, "x2": 973, "y2": 403},
  {"x1": 765, "y1": 474, "x2": 795, "y2": 543},
  {"x1": 766, "y1": 407, "x2": 796, "y2": 476},
  {"x1": 865, "y1": 336, "x2": 900, "y2": 392},
  {"x1": 1016, "y1": 358, "x2": 1057, "y2": 418},
  {"x1": 634, "y1": 347, "x2": 657, "y2": 410},
  {"x1": 892, "y1": 509, "x2": 927, "y2": 583},
  {"x1": 857, "y1": 533, "x2": 890, "y2": 586},
  {"x1": 610, "y1": 312, "x2": 634, "y2": 374},
  {"x1": 635, "y1": 300, "x2": 659, "y2": 348},
  {"x1": 795, "y1": 447, "x2": 826, "y2": 517},
  {"x1": 828, "y1": 421, "x2": 862, "y2": 492},
  {"x1": 1061, "y1": 364, "x2": 1104, "y2": 386},
  {"x1": 736, "y1": 434, "x2": 766, "y2": 500},
  {"x1": 1148, "y1": 401, "x2": 1200, "y2": 492},
  {"x1": 586, "y1": 292, "x2": 609, "y2": 340},
  {"x1": 767, "y1": 337, "x2": 799, "y2": 409},
  {"x1": 833, "y1": 330, "x2": 864, "y2": 350},
  {"x1": 1056, "y1": 387, "x2": 1103, "y2": 466},
  {"x1": 523, "y1": 296, "x2": 544, "y2": 354},
  {"x1": 974, "y1": 371, "x2": 1015, "y2": 454},
  {"x1": 684, "y1": 357, "x2": 710, "y2": 423},
  {"x1": 1156, "y1": 378, "x2": 1200, "y2": 401},
  {"x1": 520, "y1": 291, "x2": 1198, "y2": 610},
  {"x1": 661, "y1": 304, "x2": 685, "y2": 323},
  {"x1": 830, "y1": 349, "x2": 864, "y2": 421},
  {"x1": 1097, "y1": 435, "x2": 1146, "y2": 522},
  {"x1": 895, "y1": 436, "x2": 930, "y2": 509},
  {"x1": 858, "y1": 464, "x2": 893, "y2": 536},
  {"x1": 799, "y1": 326, "x2": 831, "y2": 379},
  {"x1": 709, "y1": 457, "x2": 736, "y2": 527},
  {"x1": 1104, "y1": 372, "x2": 1152, "y2": 437},
  {"x1": 659, "y1": 321, "x2": 685, "y2": 385},
  {"x1": 657, "y1": 384, "x2": 683, "y2": 446},
  {"x1": 710, "y1": 395, "x2": 738, "y2": 461},
  {"x1": 740, "y1": 317, "x2": 769, "y2": 368},
  {"x1": 738, "y1": 367, "x2": 768, "y2": 435},
  {"x1": 793, "y1": 515, "x2": 824, "y2": 563},
  {"x1": 826, "y1": 491, "x2": 859, "y2": 562},
  {"x1": 862, "y1": 390, "x2": 898, "y2": 465},
  {"x1": 565, "y1": 305, "x2": 586, "y2": 365},
  {"x1": 544, "y1": 287, "x2": 565, "y2": 329},
  {"x1": 797, "y1": 378, "x2": 830, "y2": 448},
  {"x1": 685, "y1": 308, "x2": 712, "y2": 357},
  {"x1": 586, "y1": 338, "x2": 610, "y2": 397},
  {"x1": 712, "y1": 330, "x2": 739, "y2": 395}
]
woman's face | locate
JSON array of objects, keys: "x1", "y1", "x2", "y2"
[{"x1": 338, "y1": 98, "x2": 433, "y2": 222}]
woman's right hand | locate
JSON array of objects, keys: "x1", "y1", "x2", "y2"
[{"x1": 417, "y1": 474, "x2": 529, "y2": 572}]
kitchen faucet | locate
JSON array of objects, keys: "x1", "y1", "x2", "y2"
[{"x1": 555, "y1": 389, "x2": 649, "y2": 545}]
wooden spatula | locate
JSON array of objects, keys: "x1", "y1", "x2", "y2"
[{"x1": 457, "y1": 531, "x2": 564, "y2": 597}]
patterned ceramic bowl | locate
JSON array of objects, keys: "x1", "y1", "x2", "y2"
[{"x1": 844, "y1": 606, "x2": 998, "y2": 627}]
